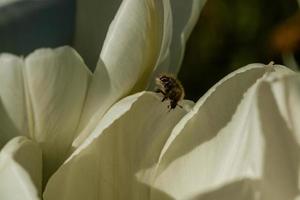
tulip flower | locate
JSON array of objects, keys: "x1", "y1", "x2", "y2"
[
  {"x1": 2, "y1": 0, "x2": 300, "y2": 199},
  {"x1": 42, "y1": 63, "x2": 300, "y2": 200},
  {"x1": 0, "y1": 0, "x2": 206, "y2": 199},
  {"x1": 2, "y1": 60, "x2": 300, "y2": 199}
]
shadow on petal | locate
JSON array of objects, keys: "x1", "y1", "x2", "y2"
[
  {"x1": 190, "y1": 178, "x2": 260, "y2": 200},
  {"x1": 158, "y1": 67, "x2": 266, "y2": 171},
  {"x1": 0, "y1": 136, "x2": 42, "y2": 200},
  {"x1": 0, "y1": 99, "x2": 24, "y2": 148},
  {"x1": 43, "y1": 93, "x2": 187, "y2": 200},
  {"x1": 71, "y1": 59, "x2": 112, "y2": 149},
  {"x1": 133, "y1": 178, "x2": 174, "y2": 200},
  {"x1": 258, "y1": 82, "x2": 300, "y2": 200}
]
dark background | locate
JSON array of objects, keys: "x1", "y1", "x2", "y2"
[
  {"x1": 179, "y1": 0, "x2": 300, "y2": 100},
  {"x1": 0, "y1": 0, "x2": 299, "y2": 101}
]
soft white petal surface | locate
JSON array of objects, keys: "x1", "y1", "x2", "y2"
[
  {"x1": 24, "y1": 46, "x2": 90, "y2": 180},
  {"x1": 138, "y1": 64, "x2": 297, "y2": 199},
  {"x1": 44, "y1": 92, "x2": 191, "y2": 200},
  {"x1": 169, "y1": 0, "x2": 207, "y2": 74},
  {"x1": 0, "y1": 136, "x2": 42, "y2": 200},
  {"x1": 0, "y1": 54, "x2": 27, "y2": 147},
  {"x1": 153, "y1": 0, "x2": 207, "y2": 77},
  {"x1": 72, "y1": 59, "x2": 111, "y2": 148},
  {"x1": 268, "y1": 73, "x2": 300, "y2": 144},
  {"x1": 73, "y1": 0, "x2": 173, "y2": 147},
  {"x1": 101, "y1": 0, "x2": 171, "y2": 92}
]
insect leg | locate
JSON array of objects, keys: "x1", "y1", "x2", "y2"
[
  {"x1": 161, "y1": 96, "x2": 168, "y2": 102},
  {"x1": 155, "y1": 88, "x2": 165, "y2": 95}
]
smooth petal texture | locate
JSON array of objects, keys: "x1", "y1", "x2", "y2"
[
  {"x1": 72, "y1": 59, "x2": 112, "y2": 148},
  {"x1": 152, "y1": 0, "x2": 207, "y2": 78},
  {"x1": 268, "y1": 74, "x2": 300, "y2": 144},
  {"x1": 0, "y1": 136, "x2": 42, "y2": 200},
  {"x1": 138, "y1": 64, "x2": 296, "y2": 199},
  {"x1": 74, "y1": 0, "x2": 122, "y2": 68},
  {"x1": 168, "y1": 0, "x2": 207, "y2": 74},
  {"x1": 73, "y1": 0, "x2": 173, "y2": 147},
  {"x1": 44, "y1": 92, "x2": 191, "y2": 200},
  {"x1": 0, "y1": 54, "x2": 27, "y2": 147},
  {"x1": 101, "y1": 0, "x2": 172, "y2": 92},
  {"x1": 252, "y1": 74, "x2": 300, "y2": 200},
  {"x1": 24, "y1": 46, "x2": 90, "y2": 181}
]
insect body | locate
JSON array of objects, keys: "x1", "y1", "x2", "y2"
[{"x1": 155, "y1": 74, "x2": 185, "y2": 110}]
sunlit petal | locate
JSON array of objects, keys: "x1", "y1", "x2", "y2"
[
  {"x1": 101, "y1": 0, "x2": 172, "y2": 92},
  {"x1": 24, "y1": 46, "x2": 91, "y2": 180},
  {"x1": 44, "y1": 92, "x2": 191, "y2": 200},
  {"x1": 138, "y1": 64, "x2": 295, "y2": 199},
  {"x1": 74, "y1": 0, "x2": 173, "y2": 147}
]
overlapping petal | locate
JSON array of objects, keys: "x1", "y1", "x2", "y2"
[
  {"x1": 269, "y1": 73, "x2": 300, "y2": 137},
  {"x1": 73, "y1": 0, "x2": 173, "y2": 147},
  {"x1": 156, "y1": 0, "x2": 208, "y2": 76},
  {"x1": 0, "y1": 0, "x2": 206, "y2": 185},
  {"x1": 0, "y1": 136, "x2": 42, "y2": 200},
  {"x1": 24, "y1": 46, "x2": 90, "y2": 180},
  {"x1": 43, "y1": 92, "x2": 192, "y2": 200},
  {"x1": 101, "y1": 0, "x2": 171, "y2": 92},
  {"x1": 44, "y1": 63, "x2": 300, "y2": 200},
  {"x1": 74, "y1": 0, "x2": 207, "y2": 75},
  {"x1": 137, "y1": 64, "x2": 298, "y2": 199},
  {"x1": 0, "y1": 54, "x2": 27, "y2": 147}
]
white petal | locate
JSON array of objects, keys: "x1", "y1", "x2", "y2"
[
  {"x1": 159, "y1": 0, "x2": 207, "y2": 75},
  {"x1": 156, "y1": 63, "x2": 276, "y2": 160},
  {"x1": 138, "y1": 64, "x2": 295, "y2": 199},
  {"x1": 177, "y1": 0, "x2": 207, "y2": 42},
  {"x1": 44, "y1": 92, "x2": 190, "y2": 200},
  {"x1": 72, "y1": 59, "x2": 112, "y2": 148},
  {"x1": 101, "y1": 0, "x2": 172, "y2": 92},
  {"x1": 0, "y1": 136, "x2": 42, "y2": 200},
  {"x1": 74, "y1": 0, "x2": 122, "y2": 68},
  {"x1": 169, "y1": 0, "x2": 207, "y2": 74},
  {"x1": 24, "y1": 46, "x2": 91, "y2": 180},
  {"x1": 267, "y1": 73, "x2": 300, "y2": 144},
  {"x1": 0, "y1": 54, "x2": 27, "y2": 147},
  {"x1": 147, "y1": 0, "x2": 207, "y2": 90},
  {"x1": 242, "y1": 73, "x2": 300, "y2": 200},
  {"x1": 73, "y1": 0, "x2": 173, "y2": 147}
]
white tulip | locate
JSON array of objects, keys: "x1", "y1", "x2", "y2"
[
  {"x1": 0, "y1": 0, "x2": 204, "y2": 199},
  {"x1": 44, "y1": 63, "x2": 300, "y2": 200}
]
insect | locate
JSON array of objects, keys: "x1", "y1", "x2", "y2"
[{"x1": 155, "y1": 74, "x2": 185, "y2": 110}]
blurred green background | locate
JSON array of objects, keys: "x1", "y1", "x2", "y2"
[
  {"x1": 0, "y1": 0, "x2": 299, "y2": 101},
  {"x1": 179, "y1": 0, "x2": 300, "y2": 100}
]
